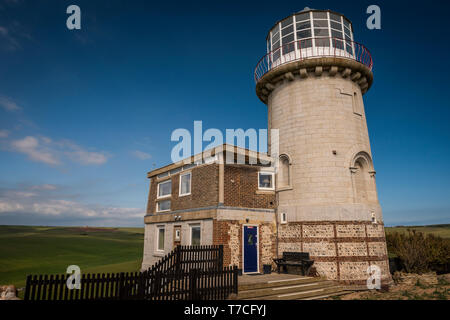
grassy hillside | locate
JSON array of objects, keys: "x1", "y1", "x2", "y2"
[
  {"x1": 0, "y1": 225, "x2": 144, "y2": 289},
  {"x1": 385, "y1": 224, "x2": 450, "y2": 239},
  {"x1": 1, "y1": 224, "x2": 448, "y2": 291}
]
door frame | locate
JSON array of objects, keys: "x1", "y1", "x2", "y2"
[{"x1": 242, "y1": 224, "x2": 259, "y2": 274}]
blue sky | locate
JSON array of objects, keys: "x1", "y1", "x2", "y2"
[{"x1": 0, "y1": 0, "x2": 449, "y2": 227}]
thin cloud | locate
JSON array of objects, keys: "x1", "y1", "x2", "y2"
[
  {"x1": 11, "y1": 136, "x2": 60, "y2": 165},
  {"x1": 0, "y1": 185, "x2": 144, "y2": 226},
  {"x1": 0, "y1": 129, "x2": 9, "y2": 138},
  {"x1": 132, "y1": 150, "x2": 152, "y2": 160},
  {"x1": 0, "y1": 95, "x2": 22, "y2": 112},
  {"x1": 30, "y1": 184, "x2": 58, "y2": 191},
  {"x1": 10, "y1": 136, "x2": 109, "y2": 166}
]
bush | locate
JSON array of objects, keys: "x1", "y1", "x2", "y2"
[{"x1": 386, "y1": 230, "x2": 450, "y2": 274}]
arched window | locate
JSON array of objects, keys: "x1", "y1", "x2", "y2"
[
  {"x1": 353, "y1": 158, "x2": 369, "y2": 202},
  {"x1": 278, "y1": 154, "x2": 291, "y2": 188},
  {"x1": 350, "y1": 151, "x2": 376, "y2": 203}
]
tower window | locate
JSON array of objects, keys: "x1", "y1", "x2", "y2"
[
  {"x1": 281, "y1": 212, "x2": 287, "y2": 224},
  {"x1": 353, "y1": 92, "x2": 363, "y2": 116},
  {"x1": 278, "y1": 154, "x2": 291, "y2": 189}
]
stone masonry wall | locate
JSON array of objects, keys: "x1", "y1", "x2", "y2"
[{"x1": 278, "y1": 221, "x2": 391, "y2": 285}]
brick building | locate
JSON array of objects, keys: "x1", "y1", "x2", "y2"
[{"x1": 142, "y1": 145, "x2": 278, "y2": 274}]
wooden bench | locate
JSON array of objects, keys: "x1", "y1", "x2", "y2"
[{"x1": 273, "y1": 252, "x2": 314, "y2": 276}]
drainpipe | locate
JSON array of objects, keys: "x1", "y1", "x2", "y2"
[{"x1": 275, "y1": 187, "x2": 279, "y2": 259}]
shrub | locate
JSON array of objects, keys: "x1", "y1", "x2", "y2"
[{"x1": 386, "y1": 230, "x2": 450, "y2": 274}]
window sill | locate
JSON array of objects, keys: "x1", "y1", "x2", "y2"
[
  {"x1": 179, "y1": 193, "x2": 191, "y2": 197},
  {"x1": 256, "y1": 190, "x2": 275, "y2": 194},
  {"x1": 156, "y1": 196, "x2": 171, "y2": 200},
  {"x1": 153, "y1": 251, "x2": 165, "y2": 257},
  {"x1": 276, "y1": 186, "x2": 293, "y2": 192}
]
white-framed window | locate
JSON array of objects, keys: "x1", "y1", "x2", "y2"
[
  {"x1": 281, "y1": 212, "x2": 287, "y2": 224},
  {"x1": 190, "y1": 224, "x2": 201, "y2": 246},
  {"x1": 258, "y1": 172, "x2": 275, "y2": 190},
  {"x1": 157, "y1": 180, "x2": 172, "y2": 199},
  {"x1": 175, "y1": 229, "x2": 181, "y2": 241},
  {"x1": 156, "y1": 226, "x2": 165, "y2": 252},
  {"x1": 157, "y1": 199, "x2": 171, "y2": 212},
  {"x1": 179, "y1": 172, "x2": 191, "y2": 196}
]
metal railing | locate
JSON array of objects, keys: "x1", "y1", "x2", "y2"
[{"x1": 254, "y1": 37, "x2": 373, "y2": 83}]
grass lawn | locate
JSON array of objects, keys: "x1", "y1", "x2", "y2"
[
  {"x1": 0, "y1": 225, "x2": 144, "y2": 290},
  {"x1": 385, "y1": 224, "x2": 450, "y2": 239}
]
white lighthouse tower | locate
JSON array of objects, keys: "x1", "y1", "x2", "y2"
[{"x1": 255, "y1": 8, "x2": 391, "y2": 285}]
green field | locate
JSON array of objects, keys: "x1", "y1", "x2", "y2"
[
  {"x1": 1, "y1": 224, "x2": 449, "y2": 292},
  {"x1": 0, "y1": 225, "x2": 144, "y2": 290},
  {"x1": 385, "y1": 224, "x2": 450, "y2": 239}
]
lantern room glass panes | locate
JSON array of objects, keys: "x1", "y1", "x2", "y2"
[
  {"x1": 296, "y1": 21, "x2": 310, "y2": 30},
  {"x1": 267, "y1": 10, "x2": 354, "y2": 55},
  {"x1": 313, "y1": 11, "x2": 327, "y2": 19},
  {"x1": 280, "y1": 16, "x2": 293, "y2": 28}
]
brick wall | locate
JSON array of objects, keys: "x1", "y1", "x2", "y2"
[
  {"x1": 147, "y1": 164, "x2": 219, "y2": 214},
  {"x1": 223, "y1": 165, "x2": 275, "y2": 209}
]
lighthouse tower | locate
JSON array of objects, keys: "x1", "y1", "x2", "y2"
[{"x1": 255, "y1": 8, "x2": 391, "y2": 285}]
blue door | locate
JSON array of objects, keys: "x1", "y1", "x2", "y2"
[{"x1": 243, "y1": 226, "x2": 258, "y2": 273}]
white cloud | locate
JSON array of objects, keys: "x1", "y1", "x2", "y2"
[
  {"x1": 65, "y1": 145, "x2": 108, "y2": 165},
  {"x1": 10, "y1": 136, "x2": 108, "y2": 166},
  {"x1": 0, "y1": 198, "x2": 143, "y2": 219},
  {"x1": 30, "y1": 184, "x2": 58, "y2": 191},
  {"x1": 132, "y1": 150, "x2": 151, "y2": 160},
  {"x1": 11, "y1": 136, "x2": 60, "y2": 165},
  {"x1": 0, "y1": 185, "x2": 144, "y2": 226},
  {"x1": 0, "y1": 95, "x2": 22, "y2": 111},
  {"x1": 0, "y1": 129, "x2": 9, "y2": 138}
]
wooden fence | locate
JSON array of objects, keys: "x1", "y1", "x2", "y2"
[
  {"x1": 24, "y1": 266, "x2": 238, "y2": 301},
  {"x1": 24, "y1": 245, "x2": 237, "y2": 301},
  {"x1": 152, "y1": 245, "x2": 224, "y2": 273}
]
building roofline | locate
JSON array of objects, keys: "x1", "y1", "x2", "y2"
[{"x1": 146, "y1": 144, "x2": 273, "y2": 178}]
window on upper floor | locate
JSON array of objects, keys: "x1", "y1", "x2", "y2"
[
  {"x1": 157, "y1": 180, "x2": 171, "y2": 198},
  {"x1": 179, "y1": 172, "x2": 191, "y2": 196},
  {"x1": 258, "y1": 172, "x2": 275, "y2": 190},
  {"x1": 157, "y1": 199, "x2": 171, "y2": 212}
]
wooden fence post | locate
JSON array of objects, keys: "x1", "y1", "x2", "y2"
[
  {"x1": 218, "y1": 245, "x2": 223, "y2": 270},
  {"x1": 175, "y1": 246, "x2": 181, "y2": 273},
  {"x1": 233, "y1": 265, "x2": 238, "y2": 294},
  {"x1": 118, "y1": 272, "x2": 125, "y2": 299},
  {"x1": 189, "y1": 269, "x2": 197, "y2": 300},
  {"x1": 24, "y1": 275, "x2": 31, "y2": 301}
]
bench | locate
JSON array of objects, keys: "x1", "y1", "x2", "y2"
[{"x1": 273, "y1": 252, "x2": 314, "y2": 276}]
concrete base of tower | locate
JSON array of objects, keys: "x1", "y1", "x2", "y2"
[{"x1": 277, "y1": 220, "x2": 393, "y2": 286}]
